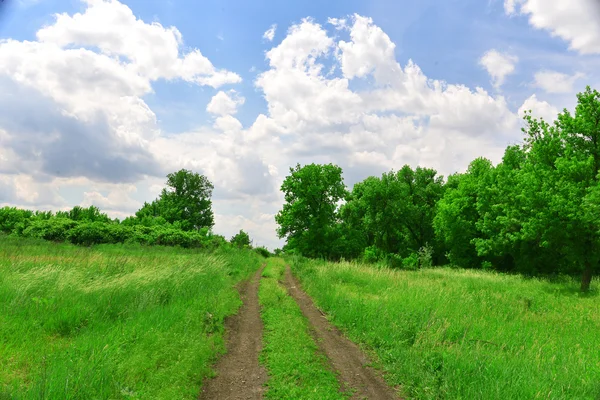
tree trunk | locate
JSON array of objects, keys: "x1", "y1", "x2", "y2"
[{"x1": 580, "y1": 261, "x2": 593, "y2": 292}]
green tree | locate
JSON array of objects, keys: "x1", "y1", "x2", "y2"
[
  {"x1": 434, "y1": 158, "x2": 494, "y2": 269},
  {"x1": 230, "y1": 229, "x2": 252, "y2": 248},
  {"x1": 342, "y1": 165, "x2": 445, "y2": 262},
  {"x1": 136, "y1": 169, "x2": 214, "y2": 231},
  {"x1": 474, "y1": 87, "x2": 600, "y2": 291},
  {"x1": 275, "y1": 163, "x2": 348, "y2": 258}
]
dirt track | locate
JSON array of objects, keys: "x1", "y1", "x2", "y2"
[
  {"x1": 284, "y1": 266, "x2": 400, "y2": 400},
  {"x1": 199, "y1": 266, "x2": 266, "y2": 400}
]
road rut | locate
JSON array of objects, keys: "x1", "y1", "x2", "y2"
[
  {"x1": 200, "y1": 266, "x2": 266, "y2": 400},
  {"x1": 284, "y1": 266, "x2": 400, "y2": 400}
]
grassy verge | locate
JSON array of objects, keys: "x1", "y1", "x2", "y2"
[
  {"x1": 0, "y1": 237, "x2": 261, "y2": 399},
  {"x1": 259, "y1": 258, "x2": 344, "y2": 399},
  {"x1": 291, "y1": 257, "x2": 600, "y2": 400}
]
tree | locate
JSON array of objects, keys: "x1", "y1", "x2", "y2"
[
  {"x1": 136, "y1": 169, "x2": 214, "y2": 231},
  {"x1": 434, "y1": 158, "x2": 494, "y2": 269},
  {"x1": 230, "y1": 229, "x2": 252, "y2": 248},
  {"x1": 342, "y1": 165, "x2": 445, "y2": 262},
  {"x1": 275, "y1": 163, "x2": 348, "y2": 258},
  {"x1": 474, "y1": 87, "x2": 600, "y2": 291}
]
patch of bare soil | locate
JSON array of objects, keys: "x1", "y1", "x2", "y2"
[
  {"x1": 284, "y1": 266, "x2": 400, "y2": 400},
  {"x1": 200, "y1": 266, "x2": 267, "y2": 400}
]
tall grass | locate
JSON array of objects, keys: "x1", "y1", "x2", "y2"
[
  {"x1": 291, "y1": 258, "x2": 600, "y2": 399},
  {"x1": 0, "y1": 237, "x2": 261, "y2": 399}
]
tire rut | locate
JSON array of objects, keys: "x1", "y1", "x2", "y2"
[
  {"x1": 200, "y1": 266, "x2": 267, "y2": 400},
  {"x1": 283, "y1": 266, "x2": 400, "y2": 400}
]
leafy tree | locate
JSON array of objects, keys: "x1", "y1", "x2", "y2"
[
  {"x1": 474, "y1": 87, "x2": 600, "y2": 291},
  {"x1": 342, "y1": 165, "x2": 445, "y2": 263},
  {"x1": 434, "y1": 158, "x2": 494, "y2": 269},
  {"x1": 56, "y1": 205, "x2": 111, "y2": 223},
  {"x1": 136, "y1": 169, "x2": 214, "y2": 231},
  {"x1": 275, "y1": 163, "x2": 348, "y2": 258},
  {"x1": 230, "y1": 229, "x2": 252, "y2": 248}
]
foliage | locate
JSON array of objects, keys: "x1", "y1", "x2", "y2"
[
  {"x1": 136, "y1": 169, "x2": 215, "y2": 231},
  {"x1": 230, "y1": 229, "x2": 252, "y2": 248},
  {"x1": 254, "y1": 246, "x2": 271, "y2": 258},
  {"x1": 275, "y1": 163, "x2": 348, "y2": 259},
  {"x1": 339, "y1": 165, "x2": 445, "y2": 263}
]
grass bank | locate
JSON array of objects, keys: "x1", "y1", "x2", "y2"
[
  {"x1": 291, "y1": 258, "x2": 600, "y2": 400},
  {"x1": 259, "y1": 258, "x2": 344, "y2": 399},
  {"x1": 0, "y1": 237, "x2": 261, "y2": 399}
]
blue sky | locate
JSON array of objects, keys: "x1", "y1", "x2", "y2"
[{"x1": 0, "y1": 0, "x2": 598, "y2": 248}]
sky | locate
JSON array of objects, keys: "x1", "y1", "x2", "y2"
[{"x1": 0, "y1": 0, "x2": 599, "y2": 249}]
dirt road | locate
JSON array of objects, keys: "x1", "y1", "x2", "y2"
[
  {"x1": 284, "y1": 266, "x2": 400, "y2": 400},
  {"x1": 199, "y1": 267, "x2": 267, "y2": 400}
]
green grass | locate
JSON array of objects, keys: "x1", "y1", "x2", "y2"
[
  {"x1": 259, "y1": 258, "x2": 344, "y2": 399},
  {"x1": 0, "y1": 237, "x2": 261, "y2": 399},
  {"x1": 291, "y1": 257, "x2": 600, "y2": 400}
]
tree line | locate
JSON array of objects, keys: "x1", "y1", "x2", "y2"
[
  {"x1": 275, "y1": 87, "x2": 600, "y2": 291},
  {"x1": 0, "y1": 170, "x2": 269, "y2": 256}
]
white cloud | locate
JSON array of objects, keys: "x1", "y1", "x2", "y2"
[
  {"x1": 505, "y1": 0, "x2": 600, "y2": 54},
  {"x1": 206, "y1": 90, "x2": 245, "y2": 116},
  {"x1": 518, "y1": 94, "x2": 559, "y2": 122},
  {"x1": 263, "y1": 24, "x2": 277, "y2": 41},
  {"x1": 479, "y1": 49, "x2": 518, "y2": 89},
  {"x1": 36, "y1": 0, "x2": 241, "y2": 86},
  {"x1": 1, "y1": 5, "x2": 537, "y2": 249},
  {"x1": 533, "y1": 70, "x2": 585, "y2": 93}
]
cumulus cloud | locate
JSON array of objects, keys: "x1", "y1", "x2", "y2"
[
  {"x1": 206, "y1": 91, "x2": 245, "y2": 116},
  {"x1": 533, "y1": 70, "x2": 585, "y2": 93},
  {"x1": 1, "y1": 4, "x2": 537, "y2": 249},
  {"x1": 479, "y1": 49, "x2": 518, "y2": 89},
  {"x1": 263, "y1": 24, "x2": 277, "y2": 41},
  {"x1": 505, "y1": 0, "x2": 600, "y2": 54},
  {"x1": 0, "y1": 0, "x2": 240, "y2": 186},
  {"x1": 518, "y1": 94, "x2": 559, "y2": 122},
  {"x1": 36, "y1": 0, "x2": 241, "y2": 86}
]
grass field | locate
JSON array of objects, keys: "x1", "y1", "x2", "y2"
[
  {"x1": 259, "y1": 258, "x2": 343, "y2": 399},
  {"x1": 0, "y1": 237, "x2": 261, "y2": 399},
  {"x1": 291, "y1": 258, "x2": 600, "y2": 400}
]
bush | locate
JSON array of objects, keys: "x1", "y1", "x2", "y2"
[
  {"x1": 230, "y1": 229, "x2": 252, "y2": 248},
  {"x1": 418, "y1": 244, "x2": 434, "y2": 268},
  {"x1": 402, "y1": 253, "x2": 419, "y2": 270},
  {"x1": 254, "y1": 246, "x2": 271, "y2": 258},
  {"x1": 387, "y1": 253, "x2": 404, "y2": 269},
  {"x1": 363, "y1": 245, "x2": 384, "y2": 263},
  {"x1": 22, "y1": 219, "x2": 79, "y2": 242},
  {"x1": 0, "y1": 207, "x2": 34, "y2": 234}
]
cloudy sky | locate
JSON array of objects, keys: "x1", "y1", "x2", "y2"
[{"x1": 0, "y1": 0, "x2": 599, "y2": 249}]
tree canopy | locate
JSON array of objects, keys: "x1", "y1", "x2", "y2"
[
  {"x1": 136, "y1": 169, "x2": 215, "y2": 231},
  {"x1": 275, "y1": 163, "x2": 348, "y2": 258},
  {"x1": 274, "y1": 87, "x2": 600, "y2": 291}
]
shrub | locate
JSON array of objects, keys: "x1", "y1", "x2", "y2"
[
  {"x1": 418, "y1": 244, "x2": 434, "y2": 268},
  {"x1": 0, "y1": 207, "x2": 34, "y2": 234},
  {"x1": 230, "y1": 229, "x2": 252, "y2": 248},
  {"x1": 402, "y1": 253, "x2": 419, "y2": 270},
  {"x1": 363, "y1": 245, "x2": 383, "y2": 263},
  {"x1": 254, "y1": 246, "x2": 271, "y2": 258},
  {"x1": 22, "y1": 219, "x2": 79, "y2": 242}
]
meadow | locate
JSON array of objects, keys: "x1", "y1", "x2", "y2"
[
  {"x1": 0, "y1": 237, "x2": 261, "y2": 399},
  {"x1": 291, "y1": 258, "x2": 600, "y2": 400}
]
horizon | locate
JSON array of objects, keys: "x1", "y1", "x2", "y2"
[{"x1": 0, "y1": 0, "x2": 599, "y2": 249}]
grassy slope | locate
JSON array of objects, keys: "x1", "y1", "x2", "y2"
[
  {"x1": 291, "y1": 258, "x2": 600, "y2": 400},
  {"x1": 0, "y1": 237, "x2": 261, "y2": 399},
  {"x1": 259, "y1": 258, "x2": 344, "y2": 400}
]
